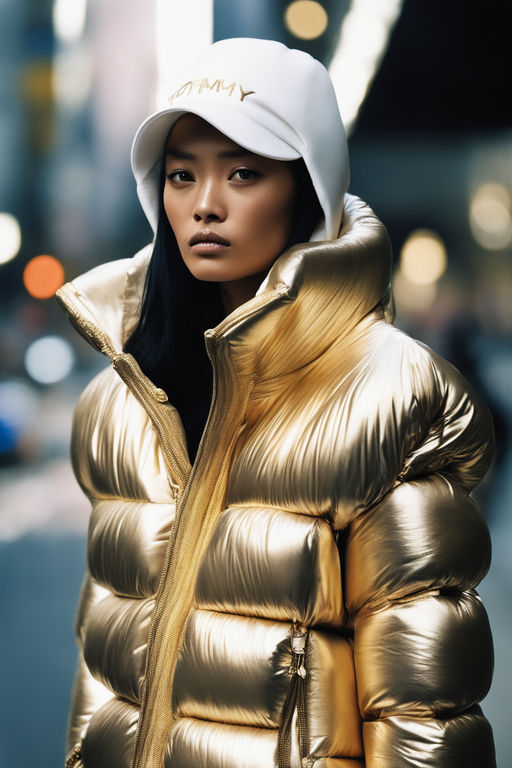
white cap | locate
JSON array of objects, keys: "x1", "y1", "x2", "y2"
[{"x1": 131, "y1": 38, "x2": 349, "y2": 241}]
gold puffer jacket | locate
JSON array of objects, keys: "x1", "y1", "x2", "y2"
[{"x1": 58, "y1": 196, "x2": 496, "y2": 768}]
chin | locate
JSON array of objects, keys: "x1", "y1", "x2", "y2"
[{"x1": 184, "y1": 263, "x2": 232, "y2": 284}]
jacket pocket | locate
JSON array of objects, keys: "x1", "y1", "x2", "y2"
[{"x1": 277, "y1": 626, "x2": 313, "y2": 768}]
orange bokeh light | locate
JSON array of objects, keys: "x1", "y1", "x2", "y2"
[{"x1": 23, "y1": 254, "x2": 65, "y2": 299}]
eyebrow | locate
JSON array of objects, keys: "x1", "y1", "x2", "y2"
[{"x1": 165, "y1": 147, "x2": 253, "y2": 160}]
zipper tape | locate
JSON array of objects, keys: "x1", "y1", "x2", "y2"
[
  {"x1": 64, "y1": 744, "x2": 82, "y2": 768},
  {"x1": 278, "y1": 626, "x2": 310, "y2": 768}
]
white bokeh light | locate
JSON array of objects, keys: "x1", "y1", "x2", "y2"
[
  {"x1": 0, "y1": 380, "x2": 39, "y2": 432},
  {"x1": 53, "y1": 0, "x2": 87, "y2": 42},
  {"x1": 469, "y1": 182, "x2": 512, "y2": 251},
  {"x1": 0, "y1": 212, "x2": 22, "y2": 265},
  {"x1": 329, "y1": 0, "x2": 404, "y2": 134},
  {"x1": 24, "y1": 336, "x2": 75, "y2": 385},
  {"x1": 400, "y1": 229, "x2": 448, "y2": 285},
  {"x1": 392, "y1": 268, "x2": 437, "y2": 313},
  {"x1": 53, "y1": 47, "x2": 92, "y2": 108}
]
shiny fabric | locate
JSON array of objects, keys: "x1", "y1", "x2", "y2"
[{"x1": 58, "y1": 195, "x2": 496, "y2": 767}]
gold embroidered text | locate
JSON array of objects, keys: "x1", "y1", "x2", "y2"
[{"x1": 168, "y1": 78, "x2": 256, "y2": 105}]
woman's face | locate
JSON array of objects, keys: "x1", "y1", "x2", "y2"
[{"x1": 163, "y1": 114, "x2": 296, "y2": 302}]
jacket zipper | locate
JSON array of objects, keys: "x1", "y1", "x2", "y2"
[
  {"x1": 56, "y1": 285, "x2": 191, "y2": 494},
  {"x1": 65, "y1": 744, "x2": 82, "y2": 768},
  {"x1": 130, "y1": 284, "x2": 289, "y2": 768},
  {"x1": 112, "y1": 353, "x2": 190, "y2": 493},
  {"x1": 278, "y1": 625, "x2": 312, "y2": 768},
  {"x1": 58, "y1": 280, "x2": 291, "y2": 768}
]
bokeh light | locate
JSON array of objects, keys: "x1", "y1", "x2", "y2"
[
  {"x1": 23, "y1": 254, "x2": 65, "y2": 299},
  {"x1": 53, "y1": 48, "x2": 92, "y2": 108},
  {"x1": 284, "y1": 1, "x2": 328, "y2": 40},
  {"x1": 24, "y1": 336, "x2": 75, "y2": 384},
  {"x1": 400, "y1": 229, "x2": 447, "y2": 285},
  {"x1": 53, "y1": 0, "x2": 87, "y2": 43},
  {"x1": 469, "y1": 182, "x2": 512, "y2": 251},
  {"x1": 0, "y1": 213, "x2": 22, "y2": 265},
  {"x1": 0, "y1": 380, "x2": 39, "y2": 436},
  {"x1": 0, "y1": 379, "x2": 37, "y2": 452},
  {"x1": 327, "y1": 0, "x2": 403, "y2": 134},
  {"x1": 392, "y1": 268, "x2": 437, "y2": 313}
]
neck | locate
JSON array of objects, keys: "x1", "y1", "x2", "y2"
[{"x1": 219, "y1": 271, "x2": 268, "y2": 315}]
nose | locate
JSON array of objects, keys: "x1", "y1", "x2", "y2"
[{"x1": 193, "y1": 178, "x2": 226, "y2": 223}]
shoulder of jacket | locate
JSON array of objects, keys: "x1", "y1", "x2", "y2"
[
  {"x1": 57, "y1": 243, "x2": 153, "y2": 355},
  {"x1": 375, "y1": 324, "x2": 471, "y2": 393},
  {"x1": 363, "y1": 322, "x2": 441, "y2": 393},
  {"x1": 65, "y1": 243, "x2": 152, "y2": 294},
  {"x1": 364, "y1": 323, "x2": 492, "y2": 433},
  {"x1": 393, "y1": 336, "x2": 495, "y2": 489}
]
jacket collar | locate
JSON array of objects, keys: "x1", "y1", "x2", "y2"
[{"x1": 56, "y1": 194, "x2": 393, "y2": 368}]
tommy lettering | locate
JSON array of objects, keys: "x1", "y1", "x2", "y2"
[
  {"x1": 199, "y1": 78, "x2": 236, "y2": 97},
  {"x1": 239, "y1": 85, "x2": 256, "y2": 101},
  {"x1": 175, "y1": 81, "x2": 193, "y2": 99},
  {"x1": 168, "y1": 77, "x2": 256, "y2": 105}
]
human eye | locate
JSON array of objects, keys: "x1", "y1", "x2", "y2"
[
  {"x1": 230, "y1": 167, "x2": 261, "y2": 182},
  {"x1": 167, "y1": 169, "x2": 194, "y2": 184}
]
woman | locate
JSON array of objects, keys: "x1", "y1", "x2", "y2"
[{"x1": 58, "y1": 38, "x2": 496, "y2": 768}]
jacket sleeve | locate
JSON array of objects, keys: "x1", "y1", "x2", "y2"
[{"x1": 343, "y1": 351, "x2": 496, "y2": 767}]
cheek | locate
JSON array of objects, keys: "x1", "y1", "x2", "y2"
[
  {"x1": 267, "y1": 175, "x2": 296, "y2": 236},
  {"x1": 163, "y1": 188, "x2": 182, "y2": 235},
  {"x1": 249, "y1": 190, "x2": 295, "y2": 244}
]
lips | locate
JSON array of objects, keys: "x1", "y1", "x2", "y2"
[{"x1": 189, "y1": 231, "x2": 230, "y2": 247}]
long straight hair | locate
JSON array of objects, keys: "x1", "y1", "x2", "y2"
[{"x1": 125, "y1": 156, "x2": 322, "y2": 454}]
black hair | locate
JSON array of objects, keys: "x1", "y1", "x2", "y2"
[{"x1": 124, "y1": 156, "x2": 322, "y2": 461}]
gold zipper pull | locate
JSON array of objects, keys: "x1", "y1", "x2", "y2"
[
  {"x1": 291, "y1": 628, "x2": 307, "y2": 678},
  {"x1": 279, "y1": 626, "x2": 310, "y2": 768},
  {"x1": 292, "y1": 638, "x2": 307, "y2": 678},
  {"x1": 296, "y1": 654, "x2": 307, "y2": 679}
]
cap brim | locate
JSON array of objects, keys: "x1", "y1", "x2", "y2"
[{"x1": 131, "y1": 101, "x2": 301, "y2": 183}]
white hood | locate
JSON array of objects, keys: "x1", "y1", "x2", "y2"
[{"x1": 131, "y1": 38, "x2": 349, "y2": 242}]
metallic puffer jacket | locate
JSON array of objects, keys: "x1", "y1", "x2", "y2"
[{"x1": 58, "y1": 196, "x2": 496, "y2": 768}]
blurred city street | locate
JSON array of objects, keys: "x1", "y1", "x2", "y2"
[{"x1": 0, "y1": 532, "x2": 86, "y2": 767}]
